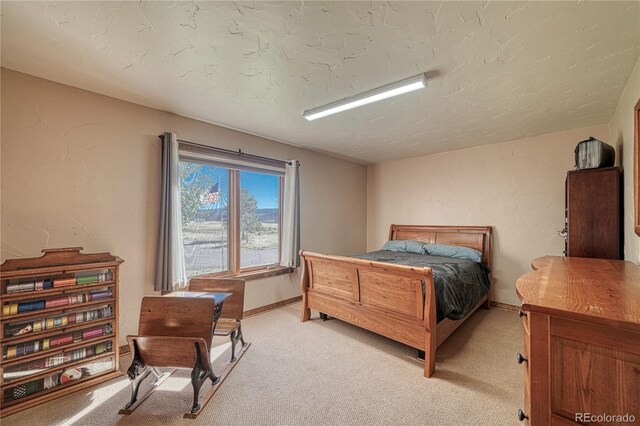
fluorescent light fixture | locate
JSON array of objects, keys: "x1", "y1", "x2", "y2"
[{"x1": 303, "y1": 73, "x2": 427, "y2": 121}]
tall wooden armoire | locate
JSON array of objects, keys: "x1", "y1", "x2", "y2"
[{"x1": 565, "y1": 167, "x2": 622, "y2": 259}]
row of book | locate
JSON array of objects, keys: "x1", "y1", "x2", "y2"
[
  {"x1": 5, "y1": 279, "x2": 53, "y2": 294},
  {"x1": 4, "y1": 270, "x2": 113, "y2": 294},
  {"x1": 76, "y1": 270, "x2": 112, "y2": 285},
  {"x1": 3, "y1": 341, "x2": 113, "y2": 382},
  {"x1": 3, "y1": 356, "x2": 114, "y2": 402},
  {"x1": 2, "y1": 288, "x2": 113, "y2": 316},
  {"x1": 3, "y1": 323, "x2": 113, "y2": 360},
  {"x1": 3, "y1": 305, "x2": 113, "y2": 338}
]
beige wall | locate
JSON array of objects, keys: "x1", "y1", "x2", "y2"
[
  {"x1": 367, "y1": 125, "x2": 609, "y2": 306},
  {"x1": 3, "y1": 58, "x2": 638, "y2": 341},
  {"x1": 1, "y1": 69, "x2": 367, "y2": 345},
  {"x1": 609, "y1": 57, "x2": 640, "y2": 264}
]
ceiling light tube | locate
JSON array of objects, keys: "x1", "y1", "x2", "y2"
[{"x1": 303, "y1": 73, "x2": 427, "y2": 121}]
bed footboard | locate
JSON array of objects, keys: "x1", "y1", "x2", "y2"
[{"x1": 299, "y1": 250, "x2": 437, "y2": 377}]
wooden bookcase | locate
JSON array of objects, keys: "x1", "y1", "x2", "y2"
[{"x1": 0, "y1": 247, "x2": 123, "y2": 417}]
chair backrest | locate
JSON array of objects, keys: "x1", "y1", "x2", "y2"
[
  {"x1": 188, "y1": 278, "x2": 245, "y2": 319},
  {"x1": 138, "y1": 296, "x2": 215, "y2": 349},
  {"x1": 127, "y1": 335, "x2": 212, "y2": 369}
]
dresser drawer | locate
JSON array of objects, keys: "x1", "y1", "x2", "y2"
[
  {"x1": 519, "y1": 309, "x2": 531, "y2": 424},
  {"x1": 522, "y1": 343, "x2": 530, "y2": 422},
  {"x1": 523, "y1": 380, "x2": 531, "y2": 425},
  {"x1": 521, "y1": 308, "x2": 530, "y2": 336},
  {"x1": 521, "y1": 309, "x2": 530, "y2": 385}
]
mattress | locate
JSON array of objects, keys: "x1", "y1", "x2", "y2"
[{"x1": 349, "y1": 250, "x2": 490, "y2": 322}]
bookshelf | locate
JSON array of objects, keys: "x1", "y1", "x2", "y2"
[{"x1": 0, "y1": 247, "x2": 123, "y2": 417}]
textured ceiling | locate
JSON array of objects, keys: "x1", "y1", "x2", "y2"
[{"x1": 2, "y1": 1, "x2": 639, "y2": 164}]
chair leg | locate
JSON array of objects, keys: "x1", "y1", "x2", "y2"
[
  {"x1": 125, "y1": 340, "x2": 151, "y2": 409},
  {"x1": 190, "y1": 366, "x2": 206, "y2": 414},
  {"x1": 191, "y1": 341, "x2": 217, "y2": 414},
  {"x1": 238, "y1": 323, "x2": 248, "y2": 347},
  {"x1": 230, "y1": 329, "x2": 238, "y2": 363},
  {"x1": 125, "y1": 368, "x2": 151, "y2": 409}
]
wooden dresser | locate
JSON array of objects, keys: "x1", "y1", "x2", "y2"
[{"x1": 516, "y1": 256, "x2": 640, "y2": 425}]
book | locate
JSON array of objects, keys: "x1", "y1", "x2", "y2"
[
  {"x1": 89, "y1": 290, "x2": 112, "y2": 301},
  {"x1": 45, "y1": 297, "x2": 69, "y2": 308},
  {"x1": 97, "y1": 270, "x2": 112, "y2": 283},
  {"x1": 4, "y1": 320, "x2": 44, "y2": 338},
  {"x1": 3, "y1": 358, "x2": 48, "y2": 381},
  {"x1": 50, "y1": 334, "x2": 73, "y2": 347},
  {"x1": 32, "y1": 279, "x2": 53, "y2": 290},
  {"x1": 2, "y1": 300, "x2": 46, "y2": 315},
  {"x1": 68, "y1": 293, "x2": 89, "y2": 304},
  {"x1": 44, "y1": 354, "x2": 67, "y2": 368},
  {"x1": 46, "y1": 316, "x2": 68, "y2": 329},
  {"x1": 3, "y1": 370, "x2": 62, "y2": 401},
  {"x1": 75, "y1": 274, "x2": 98, "y2": 285},
  {"x1": 2, "y1": 306, "x2": 111, "y2": 339},
  {"x1": 4, "y1": 380, "x2": 41, "y2": 401},
  {"x1": 53, "y1": 277, "x2": 76, "y2": 288},
  {"x1": 4, "y1": 339, "x2": 50, "y2": 359},
  {"x1": 81, "y1": 326, "x2": 105, "y2": 340},
  {"x1": 2, "y1": 303, "x2": 18, "y2": 315},
  {"x1": 6, "y1": 282, "x2": 35, "y2": 293},
  {"x1": 17, "y1": 300, "x2": 46, "y2": 313},
  {"x1": 68, "y1": 348, "x2": 86, "y2": 362}
]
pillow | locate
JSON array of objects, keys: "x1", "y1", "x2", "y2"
[
  {"x1": 423, "y1": 243, "x2": 483, "y2": 263},
  {"x1": 381, "y1": 240, "x2": 427, "y2": 254},
  {"x1": 381, "y1": 240, "x2": 406, "y2": 252}
]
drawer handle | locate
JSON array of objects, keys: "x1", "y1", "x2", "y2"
[
  {"x1": 516, "y1": 353, "x2": 528, "y2": 364},
  {"x1": 519, "y1": 310, "x2": 527, "y2": 318},
  {"x1": 518, "y1": 409, "x2": 528, "y2": 421}
]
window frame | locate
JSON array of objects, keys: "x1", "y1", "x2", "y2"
[{"x1": 179, "y1": 155, "x2": 290, "y2": 280}]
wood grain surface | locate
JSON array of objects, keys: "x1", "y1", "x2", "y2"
[
  {"x1": 566, "y1": 167, "x2": 621, "y2": 259},
  {"x1": 516, "y1": 256, "x2": 640, "y2": 425},
  {"x1": 517, "y1": 256, "x2": 640, "y2": 331}
]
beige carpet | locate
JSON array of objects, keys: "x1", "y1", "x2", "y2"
[{"x1": 4, "y1": 303, "x2": 523, "y2": 425}]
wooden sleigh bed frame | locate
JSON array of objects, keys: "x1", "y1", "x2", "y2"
[{"x1": 299, "y1": 225, "x2": 492, "y2": 377}]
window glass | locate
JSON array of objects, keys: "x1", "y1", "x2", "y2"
[
  {"x1": 239, "y1": 171, "x2": 280, "y2": 268},
  {"x1": 179, "y1": 161, "x2": 229, "y2": 276}
]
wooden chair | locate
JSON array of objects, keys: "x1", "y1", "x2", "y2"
[
  {"x1": 123, "y1": 296, "x2": 219, "y2": 416},
  {"x1": 188, "y1": 277, "x2": 248, "y2": 362}
]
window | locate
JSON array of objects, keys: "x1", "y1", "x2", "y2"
[
  {"x1": 179, "y1": 158, "x2": 283, "y2": 278},
  {"x1": 239, "y1": 171, "x2": 280, "y2": 269},
  {"x1": 180, "y1": 161, "x2": 230, "y2": 276}
]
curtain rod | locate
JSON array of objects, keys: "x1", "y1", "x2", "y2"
[{"x1": 159, "y1": 135, "x2": 293, "y2": 167}]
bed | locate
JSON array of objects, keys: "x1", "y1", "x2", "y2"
[{"x1": 299, "y1": 225, "x2": 492, "y2": 377}]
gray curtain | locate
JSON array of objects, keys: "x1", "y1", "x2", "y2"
[
  {"x1": 280, "y1": 160, "x2": 301, "y2": 268},
  {"x1": 154, "y1": 132, "x2": 187, "y2": 293}
]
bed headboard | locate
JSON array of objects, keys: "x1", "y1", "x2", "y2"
[{"x1": 389, "y1": 225, "x2": 493, "y2": 267}]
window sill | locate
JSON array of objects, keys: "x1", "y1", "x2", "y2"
[
  {"x1": 236, "y1": 266, "x2": 294, "y2": 281},
  {"x1": 191, "y1": 266, "x2": 294, "y2": 282}
]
